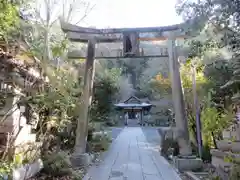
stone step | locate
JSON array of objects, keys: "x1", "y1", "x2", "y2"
[
  {"x1": 212, "y1": 155, "x2": 232, "y2": 172},
  {"x1": 216, "y1": 140, "x2": 240, "y2": 152},
  {"x1": 211, "y1": 149, "x2": 240, "y2": 158},
  {"x1": 210, "y1": 149, "x2": 240, "y2": 172}
]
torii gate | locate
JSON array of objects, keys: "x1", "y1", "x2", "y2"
[{"x1": 60, "y1": 21, "x2": 192, "y2": 160}]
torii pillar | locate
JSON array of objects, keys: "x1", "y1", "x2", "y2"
[
  {"x1": 60, "y1": 20, "x2": 121, "y2": 166},
  {"x1": 73, "y1": 39, "x2": 96, "y2": 155},
  {"x1": 167, "y1": 34, "x2": 192, "y2": 156},
  {"x1": 70, "y1": 39, "x2": 96, "y2": 167}
]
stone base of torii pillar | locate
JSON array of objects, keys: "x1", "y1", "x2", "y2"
[{"x1": 167, "y1": 33, "x2": 203, "y2": 171}]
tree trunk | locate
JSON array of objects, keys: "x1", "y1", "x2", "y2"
[{"x1": 211, "y1": 131, "x2": 217, "y2": 149}]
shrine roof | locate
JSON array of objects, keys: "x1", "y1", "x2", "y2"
[
  {"x1": 114, "y1": 102, "x2": 152, "y2": 108},
  {"x1": 114, "y1": 95, "x2": 152, "y2": 108}
]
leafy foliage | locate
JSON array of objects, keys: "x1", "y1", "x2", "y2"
[
  {"x1": 105, "y1": 57, "x2": 149, "y2": 90},
  {"x1": 0, "y1": 153, "x2": 26, "y2": 178},
  {"x1": 201, "y1": 107, "x2": 234, "y2": 146},
  {"x1": 176, "y1": 1, "x2": 240, "y2": 165},
  {"x1": 0, "y1": 0, "x2": 19, "y2": 38},
  {"x1": 90, "y1": 68, "x2": 121, "y2": 123},
  {"x1": 144, "y1": 73, "x2": 172, "y2": 99},
  {"x1": 177, "y1": 0, "x2": 240, "y2": 103}
]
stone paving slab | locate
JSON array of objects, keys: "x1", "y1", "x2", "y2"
[{"x1": 83, "y1": 127, "x2": 182, "y2": 180}]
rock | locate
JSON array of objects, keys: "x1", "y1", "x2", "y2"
[
  {"x1": 70, "y1": 153, "x2": 92, "y2": 168},
  {"x1": 173, "y1": 156, "x2": 203, "y2": 172},
  {"x1": 231, "y1": 141, "x2": 240, "y2": 153},
  {"x1": 216, "y1": 140, "x2": 232, "y2": 151},
  {"x1": 12, "y1": 159, "x2": 43, "y2": 180}
]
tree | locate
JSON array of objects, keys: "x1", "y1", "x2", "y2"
[
  {"x1": 204, "y1": 60, "x2": 234, "y2": 108},
  {"x1": 201, "y1": 106, "x2": 234, "y2": 147},
  {"x1": 177, "y1": 0, "x2": 240, "y2": 103},
  {"x1": 146, "y1": 73, "x2": 172, "y2": 99},
  {"x1": 107, "y1": 57, "x2": 149, "y2": 89},
  {"x1": 13, "y1": 0, "x2": 96, "y2": 157}
]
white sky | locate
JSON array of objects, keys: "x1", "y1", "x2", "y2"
[{"x1": 79, "y1": 0, "x2": 183, "y2": 28}]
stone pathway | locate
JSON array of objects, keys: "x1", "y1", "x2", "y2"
[{"x1": 84, "y1": 127, "x2": 182, "y2": 180}]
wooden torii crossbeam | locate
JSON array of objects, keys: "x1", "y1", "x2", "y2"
[
  {"x1": 61, "y1": 21, "x2": 192, "y2": 162},
  {"x1": 65, "y1": 31, "x2": 121, "y2": 43},
  {"x1": 61, "y1": 20, "x2": 184, "y2": 34},
  {"x1": 61, "y1": 21, "x2": 187, "y2": 59}
]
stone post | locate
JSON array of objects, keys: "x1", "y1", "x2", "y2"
[{"x1": 167, "y1": 35, "x2": 192, "y2": 156}]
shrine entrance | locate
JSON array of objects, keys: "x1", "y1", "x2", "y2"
[
  {"x1": 114, "y1": 96, "x2": 152, "y2": 126},
  {"x1": 60, "y1": 20, "x2": 193, "y2": 156},
  {"x1": 128, "y1": 110, "x2": 136, "y2": 119}
]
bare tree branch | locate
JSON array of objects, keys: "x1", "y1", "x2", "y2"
[{"x1": 75, "y1": 3, "x2": 96, "y2": 25}]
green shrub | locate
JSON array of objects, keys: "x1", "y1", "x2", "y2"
[
  {"x1": 190, "y1": 142, "x2": 198, "y2": 155},
  {"x1": 211, "y1": 176, "x2": 221, "y2": 180},
  {"x1": 191, "y1": 142, "x2": 212, "y2": 162},
  {"x1": 230, "y1": 164, "x2": 240, "y2": 180},
  {"x1": 92, "y1": 132, "x2": 111, "y2": 142},
  {"x1": 42, "y1": 151, "x2": 72, "y2": 177},
  {"x1": 0, "y1": 153, "x2": 28, "y2": 179},
  {"x1": 202, "y1": 144, "x2": 212, "y2": 162},
  {"x1": 0, "y1": 161, "x2": 13, "y2": 179},
  {"x1": 91, "y1": 131, "x2": 112, "y2": 152},
  {"x1": 106, "y1": 120, "x2": 116, "y2": 126}
]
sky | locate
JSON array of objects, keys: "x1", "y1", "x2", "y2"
[{"x1": 79, "y1": 0, "x2": 183, "y2": 28}]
